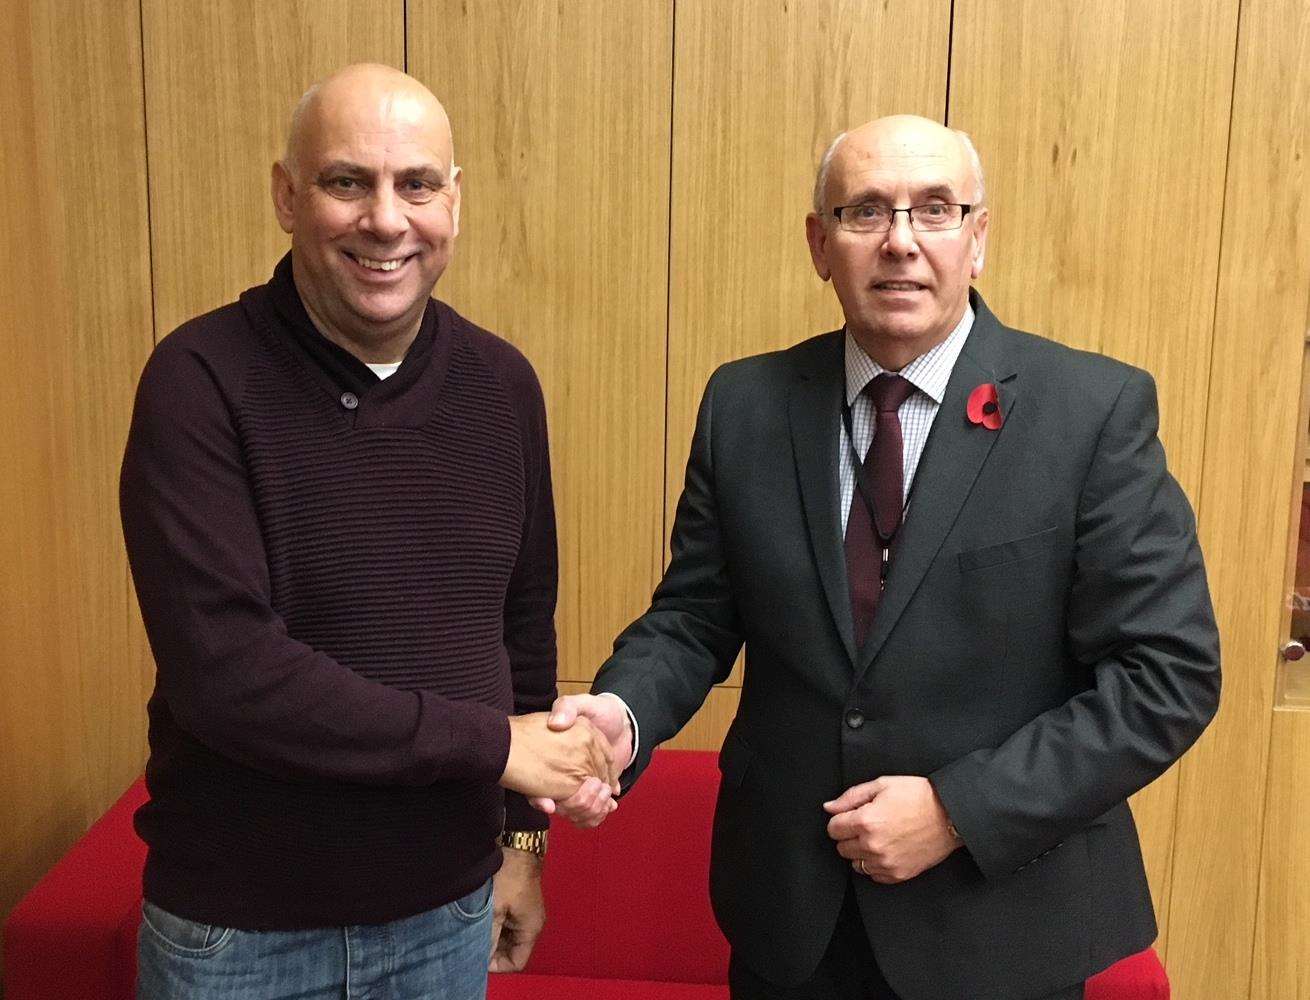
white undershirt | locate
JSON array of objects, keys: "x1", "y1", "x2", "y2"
[{"x1": 366, "y1": 361, "x2": 402, "y2": 380}]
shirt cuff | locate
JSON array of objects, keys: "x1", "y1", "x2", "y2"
[{"x1": 595, "y1": 692, "x2": 639, "y2": 768}]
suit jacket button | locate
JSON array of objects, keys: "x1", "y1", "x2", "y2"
[{"x1": 844, "y1": 709, "x2": 865, "y2": 730}]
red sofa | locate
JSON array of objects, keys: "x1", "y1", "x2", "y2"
[{"x1": 5, "y1": 749, "x2": 1168, "y2": 999}]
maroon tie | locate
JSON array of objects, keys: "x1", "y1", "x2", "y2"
[{"x1": 845, "y1": 373, "x2": 916, "y2": 647}]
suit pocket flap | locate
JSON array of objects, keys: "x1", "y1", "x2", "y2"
[
  {"x1": 718, "y1": 730, "x2": 755, "y2": 790},
  {"x1": 957, "y1": 526, "x2": 1059, "y2": 572}
]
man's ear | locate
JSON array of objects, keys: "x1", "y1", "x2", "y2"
[
  {"x1": 805, "y1": 213, "x2": 832, "y2": 282},
  {"x1": 969, "y1": 207, "x2": 989, "y2": 279},
  {"x1": 271, "y1": 161, "x2": 296, "y2": 235},
  {"x1": 448, "y1": 164, "x2": 462, "y2": 238}
]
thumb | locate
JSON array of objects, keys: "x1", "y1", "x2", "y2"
[
  {"x1": 547, "y1": 696, "x2": 580, "y2": 730},
  {"x1": 528, "y1": 795, "x2": 556, "y2": 814},
  {"x1": 822, "y1": 778, "x2": 885, "y2": 814}
]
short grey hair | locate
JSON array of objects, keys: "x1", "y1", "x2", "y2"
[{"x1": 811, "y1": 126, "x2": 986, "y2": 216}]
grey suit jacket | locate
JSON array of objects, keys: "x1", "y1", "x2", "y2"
[{"x1": 593, "y1": 292, "x2": 1220, "y2": 1000}]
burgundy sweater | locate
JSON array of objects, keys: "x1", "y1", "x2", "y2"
[{"x1": 120, "y1": 255, "x2": 557, "y2": 929}]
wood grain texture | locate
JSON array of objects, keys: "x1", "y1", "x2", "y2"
[
  {"x1": 1253, "y1": 712, "x2": 1310, "y2": 999},
  {"x1": 667, "y1": 0, "x2": 950, "y2": 685},
  {"x1": 408, "y1": 2, "x2": 672, "y2": 684},
  {"x1": 141, "y1": 0, "x2": 403, "y2": 336},
  {"x1": 558, "y1": 681, "x2": 739, "y2": 754},
  {"x1": 0, "y1": 0, "x2": 153, "y2": 968},
  {"x1": 947, "y1": 0, "x2": 1241, "y2": 958},
  {"x1": 1190, "y1": 1, "x2": 1310, "y2": 996},
  {"x1": 948, "y1": 0, "x2": 1236, "y2": 504}
]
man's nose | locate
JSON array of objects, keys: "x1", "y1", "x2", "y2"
[
  {"x1": 359, "y1": 186, "x2": 408, "y2": 241},
  {"x1": 881, "y1": 210, "x2": 919, "y2": 257}
]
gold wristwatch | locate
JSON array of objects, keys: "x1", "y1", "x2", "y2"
[{"x1": 498, "y1": 829, "x2": 548, "y2": 858}]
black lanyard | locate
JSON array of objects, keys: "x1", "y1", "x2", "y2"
[{"x1": 841, "y1": 396, "x2": 911, "y2": 548}]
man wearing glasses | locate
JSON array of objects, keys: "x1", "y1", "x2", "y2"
[{"x1": 542, "y1": 115, "x2": 1220, "y2": 999}]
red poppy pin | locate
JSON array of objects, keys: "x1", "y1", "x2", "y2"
[{"x1": 967, "y1": 382, "x2": 1003, "y2": 430}]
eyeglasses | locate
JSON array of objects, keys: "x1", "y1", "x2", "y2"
[{"x1": 831, "y1": 202, "x2": 973, "y2": 234}]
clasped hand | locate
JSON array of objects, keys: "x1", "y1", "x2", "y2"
[
  {"x1": 824, "y1": 775, "x2": 961, "y2": 883},
  {"x1": 500, "y1": 710, "x2": 619, "y2": 802},
  {"x1": 522, "y1": 694, "x2": 633, "y2": 827}
]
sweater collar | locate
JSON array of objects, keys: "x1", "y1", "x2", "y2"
[{"x1": 267, "y1": 252, "x2": 438, "y2": 396}]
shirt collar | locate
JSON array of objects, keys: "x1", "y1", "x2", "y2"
[{"x1": 844, "y1": 303, "x2": 975, "y2": 406}]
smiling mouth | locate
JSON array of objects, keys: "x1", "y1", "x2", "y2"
[
  {"x1": 873, "y1": 281, "x2": 927, "y2": 292},
  {"x1": 344, "y1": 251, "x2": 415, "y2": 272}
]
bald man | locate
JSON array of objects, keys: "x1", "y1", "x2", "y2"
[
  {"x1": 545, "y1": 116, "x2": 1220, "y2": 999},
  {"x1": 121, "y1": 64, "x2": 615, "y2": 999}
]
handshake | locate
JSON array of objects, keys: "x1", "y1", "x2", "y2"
[{"x1": 498, "y1": 694, "x2": 632, "y2": 829}]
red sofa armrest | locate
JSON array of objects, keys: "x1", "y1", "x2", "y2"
[
  {"x1": 1086, "y1": 947, "x2": 1170, "y2": 999},
  {"x1": 3, "y1": 778, "x2": 148, "y2": 1000}
]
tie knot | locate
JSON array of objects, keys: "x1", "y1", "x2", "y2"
[{"x1": 863, "y1": 373, "x2": 916, "y2": 413}]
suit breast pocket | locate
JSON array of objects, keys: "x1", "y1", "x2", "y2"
[
  {"x1": 952, "y1": 526, "x2": 1065, "y2": 637},
  {"x1": 957, "y1": 526, "x2": 1059, "y2": 573}
]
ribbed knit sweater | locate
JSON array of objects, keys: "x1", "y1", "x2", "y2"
[{"x1": 120, "y1": 254, "x2": 557, "y2": 929}]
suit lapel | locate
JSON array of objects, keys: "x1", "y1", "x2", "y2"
[
  {"x1": 854, "y1": 296, "x2": 1020, "y2": 678},
  {"x1": 788, "y1": 333, "x2": 859, "y2": 667}
]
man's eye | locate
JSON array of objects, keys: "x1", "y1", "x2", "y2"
[
  {"x1": 920, "y1": 204, "x2": 948, "y2": 217},
  {"x1": 327, "y1": 177, "x2": 361, "y2": 193},
  {"x1": 852, "y1": 205, "x2": 883, "y2": 220}
]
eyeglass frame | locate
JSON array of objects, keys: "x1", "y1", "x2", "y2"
[{"x1": 830, "y1": 202, "x2": 975, "y2": 234}]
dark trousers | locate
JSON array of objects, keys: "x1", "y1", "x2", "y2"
[{"x1": 728, "y1": 879, "x2": 1085, "y2": 1000}]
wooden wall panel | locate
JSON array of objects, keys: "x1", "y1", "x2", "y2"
[
  {"x1": 1186, "y1": 0, "x2": 1310, "y2": 996},
  {"x1": 667, "y1": 0, "x2": 950, "y2": 696},
  {"x1": 408, "y1": 2, "x2": 671, "y2": 684},
  {"x1": 947, "y1": 0, "x2": 1240, "y2": 959},
  {"x1": 141, "y1": 0, "x2": 403, "y2": 337},
  {"x1": 948, "y1": 0, "x2": 1235, "y2": 501},
  {"x1": 0, "y1": 0, "x2": 153, "y2": 971}
]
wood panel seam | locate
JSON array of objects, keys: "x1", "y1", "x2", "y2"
[
  {"x1": 1161, "y1": 0, "x2": 1251, "y2": 973},
  {"x1": 661, "y1": 0, "x2": 678, "y2": 566},
  {"x1": 943, "y1": 0, "x2": 956, "y2": 124},
  {"x1": 136, "y1": 0, "x2": 159, "y2": 347}
]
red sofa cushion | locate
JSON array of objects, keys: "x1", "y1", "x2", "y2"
[
  {"x1": 4, "y1": 751, "x2": 1170, "y2": 1000},
  {"x1": 526, "y1": 749, "x2": 730, "y2": 984}
]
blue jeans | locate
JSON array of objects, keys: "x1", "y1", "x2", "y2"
[{"x1": 136, "y1": 879, "x2": 493, "y2": 1000}]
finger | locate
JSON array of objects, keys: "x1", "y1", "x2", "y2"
[
  {"x1": 566, "y1": 795, "x2": 610, "y2": 828},
  {"x1": 826, "y1": 808, "x2": 870, "y2": 841},
  {"x1": 822, "y1": 778, "x2": 885, "y2": 814},
  {"x1": 559, "y1": 780, "x2": 608, "y2": 826},
  {"x1": 505, "y1": 929, "x2": 538, "y2": 971},
  {"x1": 547, "y1": 697, "x2": 580, "y2": 730},
  {"x1": 833, "y1": 837, "x2": 865, "y2": 861},
  {"x1": 528, "y1": 795, "x2": 556, "y2": 814},
  {"x1": 489, "y1": 911, "x2": 505, "y2": 965}
]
